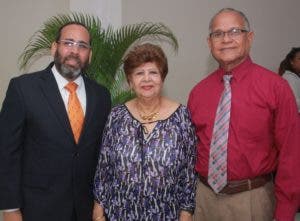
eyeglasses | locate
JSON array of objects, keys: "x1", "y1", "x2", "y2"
[
  {"x1": 209, "y1": 28, "x2": 248, "y2": 40},
  {"x1": 57, "y1": 39, "x2": 91, "y2": 50}
]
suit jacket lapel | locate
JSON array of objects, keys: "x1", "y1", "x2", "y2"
[{"x1": 39, "y1": 64, "x2": 74, "y2": 142}]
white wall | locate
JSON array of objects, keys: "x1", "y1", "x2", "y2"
[
  {"x1": 70, "y1": 0, "x2": 122, "y2": 28},
  {"x1": 123, "y1": 0, "x2": 300, "y2": 104},
  {"x1": 0, "y1": 0, "x2": 70, "y2": 107},
  {"x1": 0, "y1": 0, "x2": 122, "y2": 107},
  {"x1": 1, "y1": 1, "x2": 299, "y2": 105}
]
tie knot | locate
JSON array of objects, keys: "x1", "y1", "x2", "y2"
[
  {"x1": 223, "y1": 74, "x2": 232, "y2": 84},
  {"x1": 65, "y1": 82, "x2": 78, "y2": 93}
]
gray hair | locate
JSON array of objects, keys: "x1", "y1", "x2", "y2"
[{"x1": 209, "y1": 8, "x2": 251, "y2": 32}]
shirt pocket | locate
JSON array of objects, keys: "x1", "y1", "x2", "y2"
[{"x1": 236, "y1": 105, "x2": 271, "y2": 142}]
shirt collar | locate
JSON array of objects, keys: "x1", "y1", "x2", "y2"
[
  {"x1": 51, "y1": 65, "x2": 84, "y2": 90},
  {"x1": 216, "y1": 56, "x2": 253, "y2": 83}
]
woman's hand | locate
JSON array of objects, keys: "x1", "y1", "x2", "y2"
[
  {"x1": 179, "y1": 210, "x2": 193, "y2": 221},
  {"x1": 92, "y1": 201, "x2": 106, "y2": 221}
]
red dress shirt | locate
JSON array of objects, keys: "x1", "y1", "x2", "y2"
[{"x1": 188, "y1": 57, "x2": 300, "y2": 221}]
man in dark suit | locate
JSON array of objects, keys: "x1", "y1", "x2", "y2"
[{"x1": 0, "y1": 22, "x2": 111, "y2": 221}]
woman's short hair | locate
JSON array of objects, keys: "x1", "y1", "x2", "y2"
[{"x1": 123, "y1": 43, "x2": 168, "y2": 81}]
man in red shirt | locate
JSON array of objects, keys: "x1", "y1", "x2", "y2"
[{"x1": 188, "y1": 8, "x2": 300, "y2": 221}]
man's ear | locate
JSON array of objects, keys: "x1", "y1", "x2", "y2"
[
  {"x1": 207, "y1": 36, "x2": 212, "y2": 50},
  {"x1": 88, "y1": 50, "x2": 92, "y2": 64},
  {"x1": 50, "y1": 42, "x2": 57, "y2": 57},
  {"x1": 247, "y1": 31, "x2": 254, "y2": 45}
]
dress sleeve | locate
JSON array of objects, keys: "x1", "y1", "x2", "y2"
[
  {"x1": 177, "y1": 108, "x2": 197, "y2": 213},
  {"x1": 93, "y1": 112, "x2": 114, "y2": 208},
  {"x1": 273, "y1": 80, "x2": 300, "y2": 221}
]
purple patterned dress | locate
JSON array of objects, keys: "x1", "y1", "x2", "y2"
[{"x1": 93, "y1": 104, "x2": 197, "y2": 221}]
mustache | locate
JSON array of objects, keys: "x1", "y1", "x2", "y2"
[{"x1": 63, "y1": 54, "x2": 81, "y2": 65}]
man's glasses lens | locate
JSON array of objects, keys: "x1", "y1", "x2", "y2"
[{"x1": 58, "y1": 40, "x2": 91, "y2": 49}]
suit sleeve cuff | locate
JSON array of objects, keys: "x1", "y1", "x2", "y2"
[{"x1": 274, "y1": 200, "x2": 298, "y2": 221}]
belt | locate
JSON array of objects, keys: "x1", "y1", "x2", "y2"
[{"x1": 198, "y1": 173, "x2": 273, "y2": 195}]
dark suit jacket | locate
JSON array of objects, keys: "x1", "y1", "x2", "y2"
[{"x1": 0, "y1": 63, "x2": 111, "y2": 221}]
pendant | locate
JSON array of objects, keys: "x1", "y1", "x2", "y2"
[{"x1": 140, "y1": 112, "x2": 159, "y2": 121}]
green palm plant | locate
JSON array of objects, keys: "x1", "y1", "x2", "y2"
[{"x1": 19, "y1": 12, "x2": 178, "y2": 106}]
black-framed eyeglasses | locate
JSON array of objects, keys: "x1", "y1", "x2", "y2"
[
  {"x1": 209, "y1": 28, "x2": 249, "y2": 40},
  {"x1": 57, "y1": 39, "x2": 91, "y2": 50}
]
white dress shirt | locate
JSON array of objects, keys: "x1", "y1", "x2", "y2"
[{"x1": 52, "y1": 65, "x2": 87, "y2": 115}]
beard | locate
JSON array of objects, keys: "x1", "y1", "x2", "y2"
[{"x1": 54, "y1": 51, "x2": 89, "y2": 80}]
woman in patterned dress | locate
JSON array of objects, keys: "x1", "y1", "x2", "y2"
[{"x1": 92, "y1": 43, "x2": 197, "y2": 221}]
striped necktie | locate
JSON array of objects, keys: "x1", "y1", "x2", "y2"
[
  {"x1": 208, "y1": 74, "x2": 232, "y2": 193},
  {"x1": 65, "y1": 82, "x2": 84, "y2": 144}
]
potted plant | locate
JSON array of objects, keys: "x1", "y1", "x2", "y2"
[{"x1": 19, "y1": 12, "x2": 178, "y2": 105}]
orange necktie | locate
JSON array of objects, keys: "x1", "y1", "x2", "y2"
[{"x1": 65, "y1": 82, "x2": 84, "y2": 143}]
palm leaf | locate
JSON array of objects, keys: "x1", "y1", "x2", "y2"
[
  {"x1": 19, "y1": 12, "x2": 178, "y2": 105},
  {"x1": 110, "y1": 69, "x2": 135, "y2": 106}
]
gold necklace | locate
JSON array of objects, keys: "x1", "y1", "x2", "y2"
[
  {"x1": 136, "y1": 100, "x2": 160, "y2": 122},
  {"x1": 139, "y1": 111, "x2": 159, "y2": 121}
]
